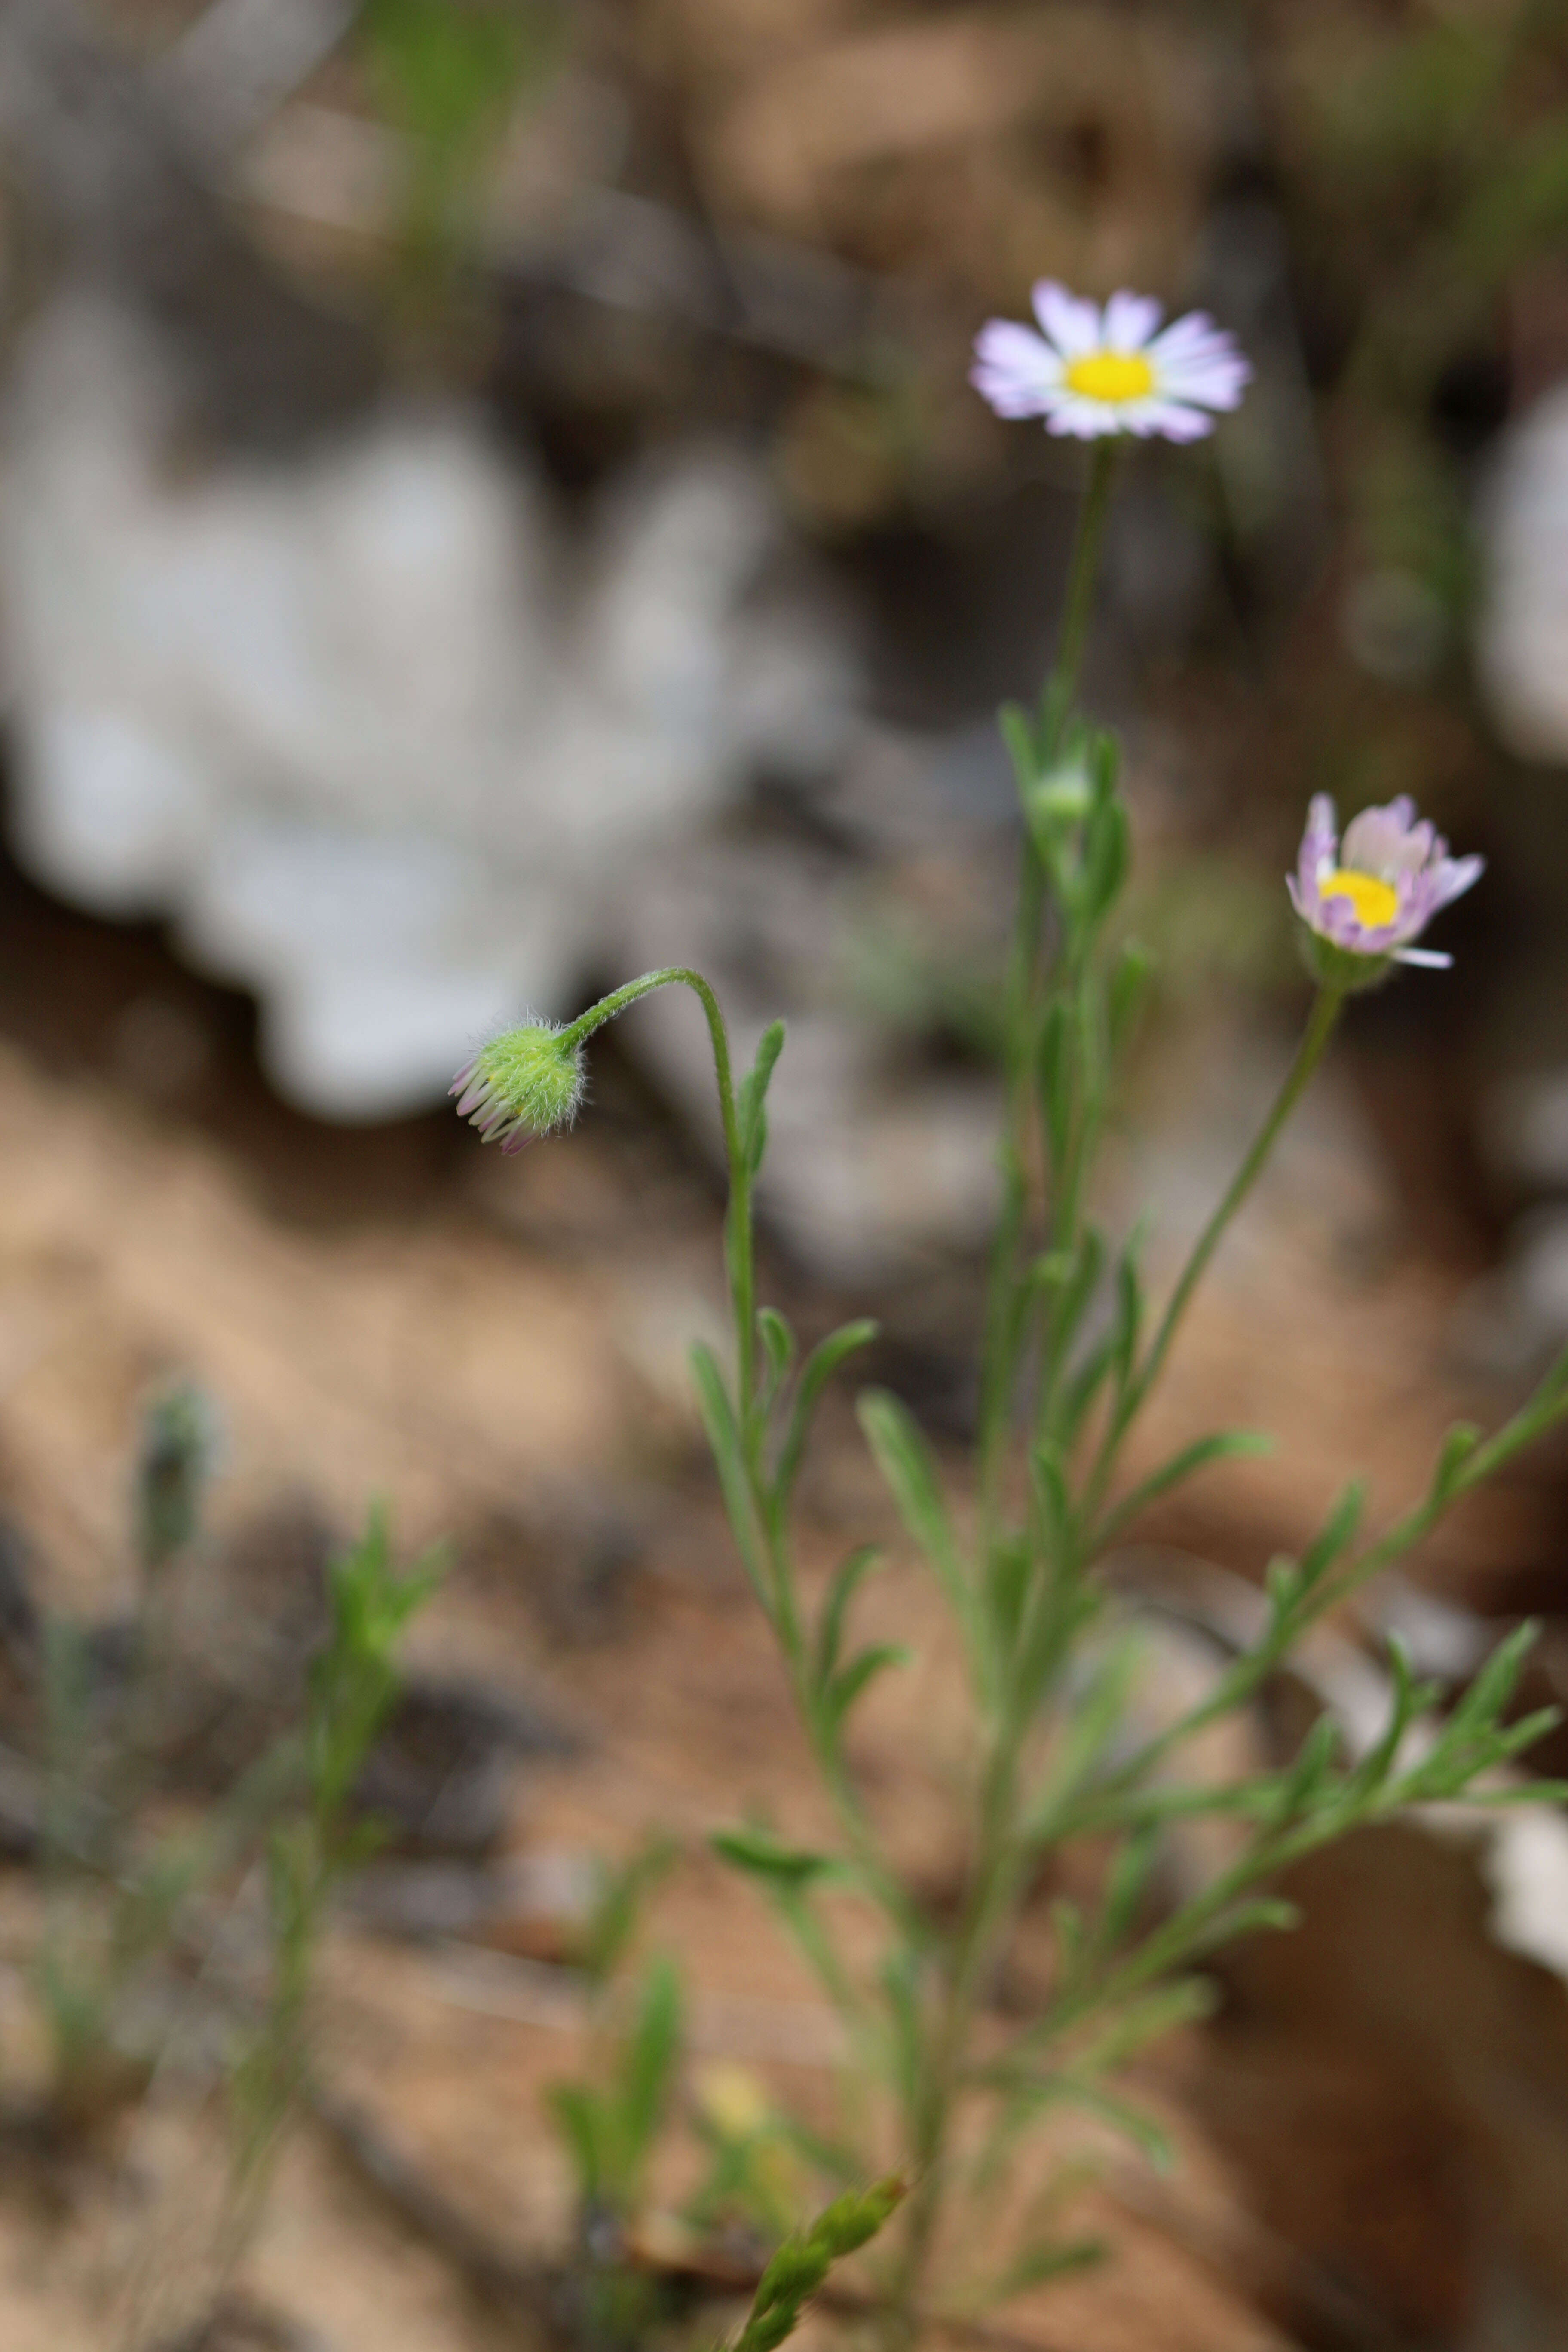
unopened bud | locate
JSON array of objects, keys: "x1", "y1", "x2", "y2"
[
  {"x1": 812, "y1": 2174, "x2": 905, "y2": 2259},
  {"x1": 1023, "y1": 760, "x2": 1094, "y2": 854},
  {"x1": 752, "y1": 2236, "x2": 830, "y2": 2317},
  {"x1": 450, "y1": 1024, "x2": 586, "y2": 1152}
]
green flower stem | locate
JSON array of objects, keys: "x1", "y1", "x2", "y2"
[
  {"x1": 1035, "y1": 961, "x2": 1109, "y2": 1452},
  {"x1": 558, "y1": 967, "x2": 741, "y2": 1169},
  {"x1": 977, "y1": 441, "x2": 1119, "y2": 1531},
  {"x1": 1051, "y1": 441, "x2": 1119, "y2": 727},
  {"x1": 560, "y1": 967, "x2": 753, "y2": 1412},
  {"x1": 1084, "y1": 982, "x2": 1346, "y2": 1526}
]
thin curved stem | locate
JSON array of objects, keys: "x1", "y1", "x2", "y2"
[
  {"x1": 1084, "y1": 983, "x2": 1345, "y2": 1525},
  {"x1": 558, "y1": 967, "x2": 742, "y2": 1173},
  {"x1": 561, "y1": 966, "x2": 754, "y2": 1412}
]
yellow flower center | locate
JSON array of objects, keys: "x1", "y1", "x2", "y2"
[
  {"x1": 1063, "y1": 350, "x2": 1156, "y2": 404},
  {"x1": 1320, "y1": 868, "x2": 1399, "y2": 928}
]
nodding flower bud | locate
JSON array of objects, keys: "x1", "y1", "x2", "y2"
[{"x1": 450, "y1": 1024, "x2": 586, "y2": 1153}]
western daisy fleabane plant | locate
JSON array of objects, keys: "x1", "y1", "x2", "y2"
[
  {"x1": 456, "y1": 285, "x2": 1568, "y2": 2345},
  {"x1": 1288, "y1": 792, "x2": 1483, "y2": 983},
  {"x1": 971, "y1": 282, "x2": 1251, "y2": 441}
]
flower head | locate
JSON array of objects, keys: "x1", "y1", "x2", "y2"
[
  {"x1": 450, "y1": 1023, "x2": 586, "y2": 1152},
  {"x1": 972, "y1": 284, "x2": 1251, "y2": 441},
  {"x1": 1287, "y1": 794, "x2": 1482, "y2": 986}
]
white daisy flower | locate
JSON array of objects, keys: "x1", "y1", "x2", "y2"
[{"x1": 972, "y1": 283, "x2": 1251, "y2": 442}]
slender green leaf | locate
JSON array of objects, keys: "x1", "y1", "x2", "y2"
[
  {"x1": 691, "y1": 1341, "x2": 768, "y2": 1605},
  {"x1": 1000, "y1": 701, "x2": 1041, "y2": 788},
  {"x1": 1083, "y1": 796, "x2": 1129, "y2": 922},
  {"x1": 739, "y1": 1021, "x2": 787, "y2": 1170},
  {"x1": 1430, "y1": 1420, "x2": 1482, "y2": 1502},
  {"x1": 1096, "y1": 1825, "x2": 1160, "y2": 1952},
  {"x1": 712, "y1": 1827, "x2": 836, "y2": 1891},
  {"x1": 984, "y1": 1534, "x2": 1033, "y2": 1654},
  {"x1": 1030, "y1": 1446, "x2": 1072, "y2": 1556},
  {"x1": 759, "y1": 1307, "x2": 796, "y2": 1388},
  {"x1": 1073, "y1": 1977, "x2": 1219, "y2": 2074},
  {"x1": 815, "y1": 1545, "x2": 882, "y2": 1685},
  {"x1": 1267, "y1": 1713, "x2": 1340, "y2": 1828},
  {"x1": 619, "y1": 1954, "x2": 683, "y2": 2175},
  {"x1": 825, "y1": 1645, "x2": 910, "y2": 1734},
  {"x1": 1095, "y1": 1430, "x2": 1272, "y2": 1549},
  {"x1": 548, "y1": 2082, "x2": 606, "y2": 2202},
  {"x1": 774, "y1": 1320, "x2": 879, "y2": 1505},
  {"x1": 1057, "y1": 2080, "x2": 1173, "y2": 2171},
  {"x1": 1110, "y1": 1237, "x2": 1144, "y2": 1396},
  {"x1": 857, "y1": 1390, "x2": 973, "y2": 1640}
]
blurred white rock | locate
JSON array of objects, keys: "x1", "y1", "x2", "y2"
[
  {"x1": 0, "y1": 294, "x2": 859, "y2": 1118},
  {"x1": 1480, "y1": 381, "x2": 1568, "y2": 763}
]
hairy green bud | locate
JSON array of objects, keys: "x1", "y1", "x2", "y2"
[
  {"x1": 450, "y1": 1023, "x2": 586, "y2": 1152},
  {"x1": 810, "y1": 2175, "x2": 905, "y2": 2258}
]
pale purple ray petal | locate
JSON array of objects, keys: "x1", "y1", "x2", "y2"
[
  {"x1": 1298, "y1": 794, "x2": 1339, "y2": 893},
  {"x1": 1156, "y1": 358, "x2": 1250, "y2": 412},
  {"x1": 971, "y1": 321, "x2": 1065, "y2": 416},
  {"x1": 1428, "y1": 853, "x2": 1484, "y2": 910},
  {"x1": 1102, "y1": 290, "x2": 1162, "y2": 351},
  {"x1": 1132, "y1": 400, "x2": 1214, "y2": 441},
  {"x1": 1150, "y1": 322, "x2": 1243, "y2": 359},
  {"x1": 1032, "y1": 281, "x2": 1102, "y2": 356},
  {"x1": 1041, "y1": 395, "x2": 1118, "y2": 438},
  {"x1": 1341, "y1": 802, "x2": 1433, "y2": 876}
]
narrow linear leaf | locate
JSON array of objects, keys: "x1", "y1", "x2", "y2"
[
  {"x1": 712, "y1": 1827, "x2": 836, "y2": 1891},
  {"x1": 775, "y1": 1320, "x2": 879, "y2": 1505},
  {"x1": 1052, "y1": 2079, "x2": 1174, "y2": 2172},
  {"x1": 691, "y1": 1342, "x2": 769, "y2": 1606},
  {"x1": 1096, "y1": 1430, "x2": 1272, "y2": 1549},
  {"x1": 1030, "y1": 1444, "x2": 1072, "y2": 1556},
  {"x1": 619, "y1": 1954, "x2": 683, "y2": 2170},
  {"x1": 1430, "y1": 1420, "x2": 1482, "y2": 1502},
  {"x1": 816, "y1": 1544, "x2": 882, "y2": 1685},
  {"x1": 1000, "y1": 701, "x2": 1041, "y2": 787},
  {"x1": 1074, "y1": 1977, "x2": 1219, "y2": 2074},
  {"x1": 1110, "y1": 1237, "x2": 1144, "y2": 1396},
  {"x1": 1181, "y1": 1896, "x2": 1300, "y2": 1960},
  {"x1": 739, "y1": 1020, "x2": 787, "y2": 1167},
  {"x1": 1096, "y1": 1825, "x2": 1161, "y2": 1953},
  {"x1": 759, "y1": 1307, "x2": 796, "y2": 1392},
  {"x1": 826, "y1": 1644, "x2": 910, "y2": 1733},
  {"x1": 1445, "y1": 1619, "x2": 1540, "y2": 1745},
  {"x1": 858, "y1": 1390, "x2": 973, "y2": 1639},
  {"x1": 1268, "y1": 1712, "x2": 1341, "y2": 1827}
]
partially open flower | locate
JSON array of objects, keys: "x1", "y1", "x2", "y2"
[
  {"x1": 1287, "y1": 794, "x2": 1482, "y2": 987},
  {"x1": 450, "y1": 1023, "x2": 586, "y2": 1152},
  {"x1": 972, "y1": 284, "x2": 1250, "y2": 441}
]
